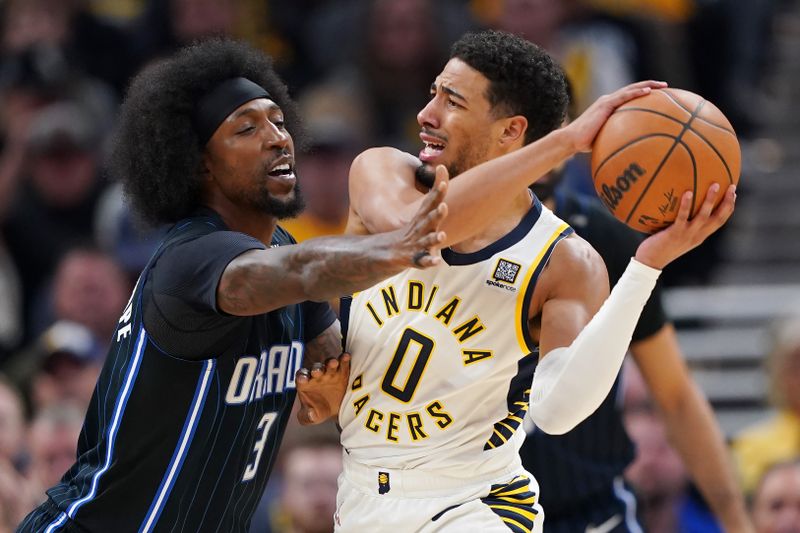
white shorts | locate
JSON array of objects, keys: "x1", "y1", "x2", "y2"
[{"x1": 334, "y1": 457, "x2": 544, "y2": 533}]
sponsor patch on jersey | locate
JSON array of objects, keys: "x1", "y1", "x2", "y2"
[
  {"x1": 486, "y1": 258, "x2": 521, "y2": 292},
  {"x1": 378, "y1": 471, "x2": 391, "y2": 494},
  {"x1": 493, "y1": 259, "x2": 521, "y2": 284}
]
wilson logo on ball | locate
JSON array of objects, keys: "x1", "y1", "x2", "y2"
[{"x1": 599, "y1": 162, "x2": 646, "y2": 212}]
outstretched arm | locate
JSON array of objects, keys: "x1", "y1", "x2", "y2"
[
  {"x1": 348, "y1": 81, "x2": 667, "y2": 241},
  {"x1": 633, "y1": 325, "x2": 754, "y2": 533},
  {"x1": 217, "y1": 173, "x2": 449, "y2": 316},
  {"x1": 528, "y1": 185, "x2": 736, "y2": 434}
]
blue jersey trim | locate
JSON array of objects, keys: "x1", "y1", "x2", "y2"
[
  {"x1": 140, "y1": 358, "x2": 216, "y2": 532},
  {"x1": 45, "y1": 328, "x2": 148, "y2": 533},
  {"x1": 518, "y1": 227, "x2": 574, "y2": 352},
  {"x1": 442, "y1": 196, "x2": 543, "y2": 266}
]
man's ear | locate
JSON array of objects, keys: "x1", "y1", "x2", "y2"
[
  {"x1": 498, "y1": 115, "x2": 527, "y2": 147},
  {"x1": 200, "y1": 153, "x2": 213, "y2": 182}
]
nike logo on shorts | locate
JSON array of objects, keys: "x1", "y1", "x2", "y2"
[{"x1": 585, "y1": 513, "x2": 623, "y2": 533}]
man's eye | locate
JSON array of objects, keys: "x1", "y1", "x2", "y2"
[{"x1": 238, "y1": 126, "x2": 256, "y2": 134}]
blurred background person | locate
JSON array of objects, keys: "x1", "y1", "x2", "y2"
[
  {"x1": 23, "y1": 402, "x2": 85, "y2": 507},
  {"x1": 278, "y1": 84, "x2": 367, "y2": 243},
  {"x1": 750, "y1": 459, "x2": 800, "y2": 533},
  {"x1": 249, "y1": 423, "x2": 342, "y2": 533},
  {"x1": 733, "y1": 315, "x2": 800, "y2": 496},
  {"x1": 623, "y1": 360, "x2": 721, "y2": 533},
  {"x1": 3, "y1": 320, "x2": 104, "y2": 415}
]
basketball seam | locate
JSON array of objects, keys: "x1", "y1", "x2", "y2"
[
  {"x1": 615, "y1": 106, "x2": 736, "y2": 135},
  {"x1": 623, "y1": 100, "x2": 705, "y2": 224},
  {"x1": 608, "y1": 109, "x2": 736, "y2": 183},
  {"x1": 593, "y1": 133, "x2": 684, "y2": 177},
  {"x1": 610, "y1": 108, "x2": 735, "y2": 185},
  {"x1": 660, "y1": 89, "x2": 736, "y2": 134}
]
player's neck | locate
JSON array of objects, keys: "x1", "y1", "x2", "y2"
[
  {"x1": 208, "y1": 202, "x2": 278, "y2": 245},
  {"x1": 449, "y1": 189, "x2": 533, "y2": 254}
]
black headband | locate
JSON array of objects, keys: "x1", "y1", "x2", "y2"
[{"x1": 194, "y1": 77, "x2": 270, "y2": 146}]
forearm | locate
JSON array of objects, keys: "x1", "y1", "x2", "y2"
[
  {"x1": 661, "y1": 384, "x2": 752, "y2": 532},
  {"x1": 529, "y1": 259, "x2": 660, "y2": 434},
  {"x1": 220, "y1": 233, "x2": 411, "y2": 315},
  {"x1": 439, "y1": 129, "x2": 574, "y2": 245}
]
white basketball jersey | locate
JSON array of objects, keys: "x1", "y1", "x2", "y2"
[{"x1": 340, "y1": 198, "x2": 573, "y2": 478}]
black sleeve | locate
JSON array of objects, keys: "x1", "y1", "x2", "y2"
[
  {"x1": 301, "y1": 300, "x2": 337, "y2": 342},
  {"x1": 142, "y1": 231, "x2": 265, "y2": 358},
  {"x1": 151, "y1": 231, "x2": 265, "y2": 313},
  {"x1": 584, "y1": 206, "x2": 668, "y2": 342}
]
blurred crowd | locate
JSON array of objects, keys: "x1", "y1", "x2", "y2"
[{"x1": 0, "y1": 0, "x2": 794, "y2": 532}]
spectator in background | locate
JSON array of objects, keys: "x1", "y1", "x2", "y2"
[
  {"x1": 279, "y1": 84, "x2": 367, "y2": 243},
  {"x1": 278, "y1": 433, "x2": 342, "y2": 533},
  {"x1": 623, "y1": 360, "x2": 715, "y2": 533},
  {"x1": 24, "y1": 402, "x2": 85, "y2": 506},
  {"x1": 0, "y1": 375, "x2": 32, "y2": 532},
  {"x1": 3, "y1": 103, "x2": 108, "y2": 340},
  {"x1": 130, "y1": 0, "x2": 240, "y2": 63},
  {"x1": 0, "y1": 0, "x2": 137, "y2": 97},
  {"x1": 308, "y1": 0, "x2": 474, "y2": 152},
  {"x1": 0, "y1": 375, "x2": 26, "y2": 467},
  {"x1": 249, "y1": 423, "x2": 342, "y2": 533},
  {"x1": 47, "y1": 247, "x2": 131, "y2": 342},
  {"x1": 751, "y1": 460, "x2": 800, "y2": 533},
  {"x1": 3, "y1": 321, "x2": 104, "y2": 414},
  {"x1": 733, "y1": 316, "x2": 800, "y2": 495}
]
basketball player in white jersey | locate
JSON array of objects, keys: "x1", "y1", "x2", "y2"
[{"x1": 329, "y1": 30, "x2": 736, "y2": 532}]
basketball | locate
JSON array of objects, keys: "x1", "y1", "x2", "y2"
[{"x1": 591, "y1": 88, "x2": 741, "y2": 233}]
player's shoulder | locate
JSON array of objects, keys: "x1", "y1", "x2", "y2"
[
  {"x1": 548, "y1": 232, "x2": 607, "y2": 281},
  {"x1": 351, "y1": 146, "x2": 419, "y2": 177}
]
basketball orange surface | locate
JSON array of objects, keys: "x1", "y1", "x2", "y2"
[{"x1": 591, "y1": 88, "x2": 741, "y2": 233}]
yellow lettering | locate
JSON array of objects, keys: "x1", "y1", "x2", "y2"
[{"x1": 351, "y1": 374, "x2": 363, "y2": 390}]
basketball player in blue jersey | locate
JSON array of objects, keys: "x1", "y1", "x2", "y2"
[
  {"x1": 16, "y1": 39, "x2": 451, "y2": 533},
  {"x1": 332, "y1": 30, "x2": 737, "y2": 532}
]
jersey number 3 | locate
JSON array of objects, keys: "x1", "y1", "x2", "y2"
[
  {"x1": 381, "y1": 328, "x2": 434, "y2": 403},
  {"x1": 243, "y1": 412, "x2": 277, "y2": 482}
]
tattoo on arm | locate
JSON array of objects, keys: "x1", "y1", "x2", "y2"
[{"x1": 303, "y1": 322, "x2": 343, "y2": 366}]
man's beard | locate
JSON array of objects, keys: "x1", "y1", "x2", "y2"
[
  {"x1": 254, "y1": 177, "x2": 306, "y2": 219},
  {"x1": 414, "y1": 145, "x2": 475, "y2": 189}
]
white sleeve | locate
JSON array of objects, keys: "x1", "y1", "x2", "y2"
[{"x1": 528, "y1": 258, "x2": 660, "y2": 435}]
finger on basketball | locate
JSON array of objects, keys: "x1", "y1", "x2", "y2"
[
  {"x1": 713, "y1": 185, "x2": 737, "y2": 225},
  {"x1": 697, "y1": 183, "x2": 720, "y2": 220},
  {"x1": 676, "y1": 191, "x2": 693, "y2": 224}
]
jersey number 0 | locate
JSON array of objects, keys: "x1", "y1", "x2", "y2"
[{"x1": 381, "y1": 328, "x2": 434, "y2": 403}]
